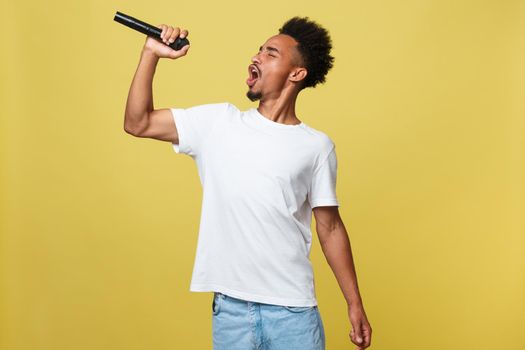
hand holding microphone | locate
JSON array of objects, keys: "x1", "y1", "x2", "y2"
[
  {"x1": 114, "y1": 11, "x2": 190, "y2": 60},
  {"x1": 144, "y1": 25, "x2": 190, "y2": 59}
]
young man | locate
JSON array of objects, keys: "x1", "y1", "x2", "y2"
[{"x1": 123, "y1": 17, "x2": 372, "y2": 350}]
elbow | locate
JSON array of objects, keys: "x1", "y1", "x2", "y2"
[
  {"x1": 123, "y1": 114, "x2": 147, "y2": 137},
  {"x1": 124, "y1": 122, "x2": 138, "y2": 136}
]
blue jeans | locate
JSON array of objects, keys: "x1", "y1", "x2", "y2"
[{"x1": 212, "y1": 292, "x2": 326, "y2": 350}]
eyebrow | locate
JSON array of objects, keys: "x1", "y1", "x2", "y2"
[{"x1": 259, "y1": 45, "x2": 280, "y2": 54}]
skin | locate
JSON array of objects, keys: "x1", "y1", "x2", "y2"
[{"x1": 123, "y1": 25, "x2": 372, "y2": 350}]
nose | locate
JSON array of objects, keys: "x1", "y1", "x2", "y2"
[{"x1": 251, "y1": 53, "x2": 261, "y2": 64}]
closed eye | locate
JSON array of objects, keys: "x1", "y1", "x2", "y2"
[
  {"x1": 258, "y1": 47, "x2": 278, "y2": 58},
  {"x1": 261, "y1": 51, "x2": 276, "y2": 58}
]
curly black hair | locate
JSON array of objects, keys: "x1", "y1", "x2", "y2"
[{"x1": 278, "y1": 16, "x2": 334, "y2": 90}]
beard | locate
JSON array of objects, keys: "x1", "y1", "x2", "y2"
[{"x1": 246, "y1": 89, "x2": 262, "y2": 102}]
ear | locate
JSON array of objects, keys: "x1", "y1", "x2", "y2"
[{"x1": 289, "y1": 67, "x2": 307, "y2": 84}]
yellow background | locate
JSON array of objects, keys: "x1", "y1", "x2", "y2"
[{"x1": 1, "y1": 0, "x2": 524, "y2": 349}]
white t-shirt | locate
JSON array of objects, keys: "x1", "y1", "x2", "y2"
[{"x1": 170, "y1": 102, "x2": 339, "y2": 307}]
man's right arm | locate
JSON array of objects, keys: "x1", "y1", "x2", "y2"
[{"x1": 123, "y1": 24, "x2": 190, "y2": 143}]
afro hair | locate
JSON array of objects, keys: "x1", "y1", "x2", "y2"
[{"x1": 278, "y1": 16, "x2": 335, "y2": 90}]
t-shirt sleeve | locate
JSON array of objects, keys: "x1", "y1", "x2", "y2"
[
  {"x1": 170, "y1": 102, "x2": 229, "y2": 158},
  {"x1": 308, "y1": 144, "x2": 339, "y2": 208}
]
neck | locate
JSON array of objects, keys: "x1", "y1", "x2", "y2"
[{"x1": 257, "y1": 85, "x2": 301, "y2": 125}]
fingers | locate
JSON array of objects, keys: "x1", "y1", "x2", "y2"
[
  {"x1": 349, "y1": 324, "x2": 372, "y2": 349},
  {"x1": 363, "y1": 325, "x2": 372, "y2": 348},
  {"x1": 168, "y1": 44, "x2": 190, "y2": 59},
  {"x1": 350, "y1": 328, "x2": 364, "y2": 349},
  {"x1": 163, "y1": 26, "x2": 173, "y2": 43},
  {"x1": 358, "y1": 322, "x2": 371, "y2": 348},
  {"x1": 158, "y1": 24, "x2": 186, "y2": 45},
  {"x1": 156, "y1": 23, "x2": 190, "y2": 59},
  {"x1": 169, "y1": 27, "x2": 181, "y2": 44},
  {"x1": 159, "y1": 24, "x2": 167, "y2": 39},
  {"x1": 352, "y1": 324, "x2": 363, "y2": 344}
]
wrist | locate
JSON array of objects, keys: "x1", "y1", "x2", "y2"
[
  {"x1": 347, "y1": 297, "x2": 363, "y2": 309},
  {"x1": 141, "y1": 47, "x2": 160, "y2": 61}
]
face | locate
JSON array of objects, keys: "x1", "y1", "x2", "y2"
[{"x1": 246, "y1": 34, "x2": 307, "y2": 102}]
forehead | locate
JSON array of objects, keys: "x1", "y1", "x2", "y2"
[{"x1": 262, "y1": 34, "x2": 299, "y2": 52}]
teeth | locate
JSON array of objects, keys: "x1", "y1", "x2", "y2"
[{"x1": 249, "y1": 65, "x2": 259, "y2": 80}]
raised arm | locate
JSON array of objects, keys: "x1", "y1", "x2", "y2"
[{"x1": 123, "y1": 24, "x2": 190, "y2": 142}]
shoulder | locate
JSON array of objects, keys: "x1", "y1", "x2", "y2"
[
  {"x1": 205, "y1": 101, "x2": 240, "y2": 111},
  {"x1": 209, "y1": 102, "x2": 241, "y2": 117},
  {"x1": 175, "y1": 102, "x2": 239, "y2": 121},
  {"x1": 180, "y1": 101, "x2": 238, "y2": 112},
  {"x1": 302, "y1": 124, "x2": 336, "y2": 152},
  {"x1": 300, "y1": 124, "x2": 337, "y2": 172}
]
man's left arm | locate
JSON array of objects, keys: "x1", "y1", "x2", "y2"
[{"x1": 313, "y1": 205, "x2": 372, "y2": 349}]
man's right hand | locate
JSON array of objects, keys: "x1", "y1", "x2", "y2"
[{"x1": 143, "y1": 24, "x2": 190, "y2": 59}]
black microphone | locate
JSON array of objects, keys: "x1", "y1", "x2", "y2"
[{"x1": 114, "y1": 11, "x2": 190, "y2": 51}]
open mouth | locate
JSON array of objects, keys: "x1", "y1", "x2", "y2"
[{"x1": 246, "y1": 64, "x2": 260, "y2": 87}]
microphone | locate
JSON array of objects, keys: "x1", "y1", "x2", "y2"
[{"x1": 113, "y1": 11, "x2": 190, "y2": 51}]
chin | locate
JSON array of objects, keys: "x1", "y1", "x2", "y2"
[{"x1": 246, "y1": 89, "x2": 263, "y2": 102}]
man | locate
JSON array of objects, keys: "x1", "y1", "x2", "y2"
[{"x1": 123, "y1": 16, "x2": 372, "y2": 350}]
